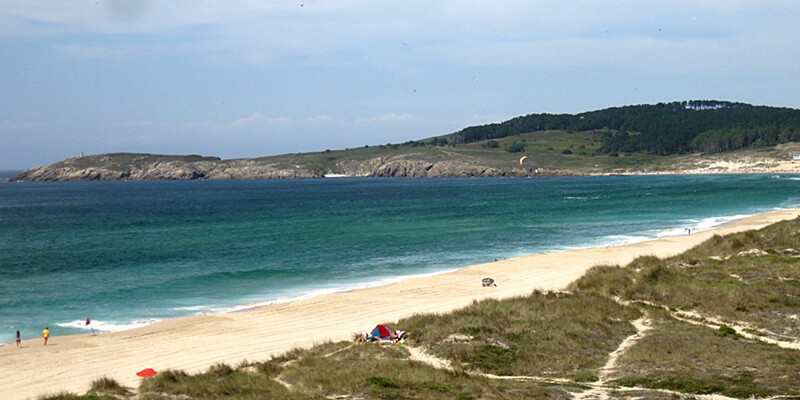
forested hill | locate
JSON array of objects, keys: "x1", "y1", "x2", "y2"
[{"x1": 447, "y1": 101, "x2": 800, "y2": 155}]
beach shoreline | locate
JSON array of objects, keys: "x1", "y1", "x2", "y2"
[
  {"x1": 20, "y1": 205, "x2": 774, "y2": 340},
  {"x1": 1, "y1": 208, "x2": 798, "y2": 400}
]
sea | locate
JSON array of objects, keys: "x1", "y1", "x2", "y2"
[{"x1": 1, "y1": 174, "x2": 799, "y2": 343}]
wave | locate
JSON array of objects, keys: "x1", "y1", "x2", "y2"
[
  {"x1": 694, "y1": 214, "x2": 752, "y2": 231},
  {"x1": 653, "y1": 213, "x2": 754, "y2": 238},
  {"x1": 562, "y1": 196, "x2": 605, "y2": 201},
  {"x1": 56, "y1": 318, "x2": 162, "y2": 333},
  {"x1": 656, "y1": 227, "x2": 692, "y2": 238}
]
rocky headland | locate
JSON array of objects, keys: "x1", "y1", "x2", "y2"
[
  {"x1": 10, "y1": 143, "x2": 800, "y2": 182},
  {"x1": 10, "y1": 153, "x2": 555, "y2": 181}
]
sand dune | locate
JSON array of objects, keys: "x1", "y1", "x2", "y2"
[{"x1": 1, "y1": 208, "x2": 797, "y2": 400}]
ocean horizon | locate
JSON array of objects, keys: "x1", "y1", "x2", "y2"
[{"x1": 2, "y1": 174, "x2": 799, "y2": 343}]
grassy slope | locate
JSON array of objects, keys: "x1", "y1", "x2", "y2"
[
  {"x1": 46, "y1": 218, "x2": 800, "y2": 400},
  {"x1": 226, "y1": 130, "x2": 800, "y2": 174},
  {"x1": 257, "y1": 130, "x2": 665, "y2": 174}
]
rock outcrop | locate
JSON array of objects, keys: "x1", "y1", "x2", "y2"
[{"x1": 11, "y1": 153, "x2": 551, "y2": 181}]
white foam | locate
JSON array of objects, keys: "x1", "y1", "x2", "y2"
[
  {"x1": 171, "y1": 305, "x2": 218, "y2": 312},
  {"x1": 656, "y1": 227, "x2": 691, "y2": 238},
  {"x1": 563, "y1": 196, "x2": 604, "y2": 200},
  {"x1": 694, "y1": 214, "x2": 751, "y2": 231},
  {"x1": 56, "y1": 319, "x2": 162, "y2": 333},
  {"x1": 652, "y1": 213, "x2": 756, "y2": 239}
]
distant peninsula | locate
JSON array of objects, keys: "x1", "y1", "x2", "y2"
[{"x1": 12, "y1": 101, "x2": 800, "y2": 181}]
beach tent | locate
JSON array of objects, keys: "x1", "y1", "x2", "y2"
[
  {"x1": 136, "y1": 368, "x2": 158, "y2": 377},
  {"x1": 370, "y1": 324, "x2": 393, "y2": 340}
]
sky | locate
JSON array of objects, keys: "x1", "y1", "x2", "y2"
[{"x1": 2, "y1": 1, "x2": 800, "y2": 170}]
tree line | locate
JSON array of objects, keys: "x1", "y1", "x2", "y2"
[{"x1": 446, "y1": 101, "x2": 800, "y2": 155}]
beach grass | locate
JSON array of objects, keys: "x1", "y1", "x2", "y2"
[
  {"x1": 87, "y1": 377, "x2": 132, "y2": 397},
  {"x1": 608, "y1": 308, "x2": 800, "y2": 398},
  {"x1": 398, "y1": 291, "x2": 640, "y2": 381},
  {"x1": 137, "y1": 365, "x2": 300, "y2": 400},
  {"x1": 132, "y1": 344, "x2": 580, "y2": 399}
]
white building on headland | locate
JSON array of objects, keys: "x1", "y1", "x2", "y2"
[{"x1": 792, "y1": 153, "x2": 800, "y2": 161}]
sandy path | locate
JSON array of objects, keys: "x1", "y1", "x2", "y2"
[{"x1": 1, "y1": 209, "x2": 797, "y2": 400}]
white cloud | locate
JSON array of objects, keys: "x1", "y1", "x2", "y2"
[
  {"x1": 55, "y1": 43, "x2": 162, "y2": 60},
  {"x1": 230, "y1": 113, "x2": 331, "y2": 129},
  {"x1": 0, "y1": 120, "x2": 49, "y2": 131},
  {"x1": 355, "y1": 113, "x2": 419, "y2": 126}
]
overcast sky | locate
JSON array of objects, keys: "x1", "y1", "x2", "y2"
[{"x1": 2, "y1": 1, "x2": 799, "y2": 170}]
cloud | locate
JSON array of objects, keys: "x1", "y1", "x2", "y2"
[
  {"x1": 106, "y1": 0, "x2": 152, "y2": 22},
  {"x1": 55, "y1": 43, "x2": 158, "y2": 60},
  {"x1": 0, "y1": 120, "x2": 48, "y2": 132},
  {"x1": 355, "y1": 113, "x2": 419, "y2": 126},
  {"x1": 230, "y1": 113, "x2": 331, "y2": 129}
]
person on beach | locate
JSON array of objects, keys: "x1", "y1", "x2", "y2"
[
  {"x1": 42, "y1": 327, "x2": 49, "y2": 345},
  {"x1": 16, "y1": 330, "x2": 21, "y2": 348}
]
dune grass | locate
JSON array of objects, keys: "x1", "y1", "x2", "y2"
[
  {"x1": 88, "y1": 377, "x2": 132, "y2": 397},
  {"x1": 399, "y1": 291, "x2": 640, "y2": 381},
  {"x1": 571, "y1": 217, "x2": 800, "y2": 338},
  {"x1": 133, "y1": 343, "x2": 580, "y2": 400},
  {"x1": 137, "y1": 364, "x2": 301, "y2": 400},
  {"x1": 608, "y1": 308, "x2": 800, "y2": 398}
]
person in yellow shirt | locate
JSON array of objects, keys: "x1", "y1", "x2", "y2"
[{"x1": 42, "y1": 327, "x2": 49, "y2": 345}]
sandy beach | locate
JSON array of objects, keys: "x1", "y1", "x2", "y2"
[{"x1": 1, "y1": 208, "x2": 798, "y2": 400}]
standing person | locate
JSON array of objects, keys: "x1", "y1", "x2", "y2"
[
  {"x1": 16, "y1": 331, "x2": 21, "y2": 348},
  {"x1": 42, "y1": 327, "x2": 49, "y2": 345}
]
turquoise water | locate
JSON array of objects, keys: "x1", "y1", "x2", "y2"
[{"x1": 1, "y1": 175, "x2": 799, "y2": 342}]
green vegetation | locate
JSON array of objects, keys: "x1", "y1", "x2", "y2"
[
  {"x1": 88, "y1": 377, "x2": 132, "y2": 397},
  {"x1": 609, "y1": 309, "x2": 797, "y2": 398},
  {"x1": 400, "y1": 292, "x2": 640, "y2": 380},
  {"x1": 448, "y1": 100, "x2": 800, "y2": 155},
  {"x1": 42, "y1": 217, "x2": 800, "y2": 399}
]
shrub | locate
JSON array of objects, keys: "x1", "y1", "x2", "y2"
[
  {"x1": 88, "y1": 376, "x2": 131, "y2": 396},
  {"x1": 367, "y1": 376, "x2": 399, "y2": 388},
  {"x1": 717, "y1": 325, "x2": 743, "y2": 339},
  {"x1": 507, "y1": 140, "x2": 526, "y2": 153}
]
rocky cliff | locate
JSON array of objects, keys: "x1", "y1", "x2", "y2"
[{"x1": 11, "y1": 153, "x2": 550, "y2": 181}]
